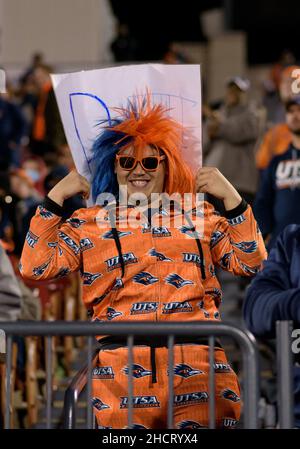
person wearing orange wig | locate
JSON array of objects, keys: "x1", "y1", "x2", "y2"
[{"x1": 20, "y1": 94, "x2": 267, "y2": 428}]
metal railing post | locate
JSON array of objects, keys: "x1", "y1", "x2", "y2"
[{"x1": 276, "y1": 321, "x2": 294, "y2": 429}]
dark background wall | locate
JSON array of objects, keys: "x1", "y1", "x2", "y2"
[{"x1": 109, "y1": 0, "x2": 300, "y2": 64}]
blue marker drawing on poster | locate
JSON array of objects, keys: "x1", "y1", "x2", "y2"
[
  {"x1": 69, "y1": 92, "x2": 111, "y2": 174},
  {"x1": 127, "y1": 92, "x2": 197, "y2": 126},
  {"x1": 69, "y1": 91, "x2": 197, "y2": 174}
]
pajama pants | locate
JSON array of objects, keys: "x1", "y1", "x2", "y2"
[{"x1": 92, "y1": 343, "x2": 241, "y2": 429}]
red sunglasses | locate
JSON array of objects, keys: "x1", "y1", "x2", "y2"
[{"x1": 115, "y1": 154, "x2": 165, "y2": 172}]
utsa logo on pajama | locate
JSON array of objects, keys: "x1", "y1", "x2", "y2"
[
  {"x1": 105, "y1": 252, "x2": 138, "y2": 271},
  {"x1": 162, "y1": 301, "x2": 193, "y2": 314},
  {"x1": 148, "y1": 248, "x2": 172, "y2": 261},
  {"x1": 107, "y1": 307, "x2": 122, "y2": 320},
  {"x1": 130, "y1": 302, "x2": 158, "y2": 315},
  {"x1": 26, "y1": 230, "x2": 39, "y2": 248},
  {"x1": 92, "y1": 367, "x2": 114, "y2": 379},
  {"x1": 177, "y1": 420, "x2": 206, "y2": 429},
  {"x1": 142, "y1": 224, "x2": 171, "y2": 237},
  {"x1": 228, "y1": 214, "x2": 246, "y2": 226},
  {"x1": 92, "y1": 398, "x2": 110, "y2": 411},
  {"x1": 102, "y1": 230, "x2": 132, "y2": 239},
  {"x1": 82, "y1": 272, "x2": 102, "y2": 285},
  {"x1": 222, "y1": 418, "x2": 238, "y2": 428},
  {"x1": 80, "y1": 238, "x2": 94, "y2": 252},
  {"x1": 165, "y1": 274, "x2": 194, "y2": 289},
  {"x1": 214, "y1": 363, "x2": 231, "y2": 373},
  {"x1": 222, "y1": 389, "x2": 240, "y2": 402},
  {"x1": 232, "y1": 241, "x2": 258, "y2": 253},
  {"x1": 58, "y1": 232, "x2": 80, "y2": 255},
  {"x1": 133, "y1": 272, "x2": 159, "y2": 285},
  {"x1": 174, "y1": 391, "x2": 209, "y2": 406},
  {"x1": 182, "y1": 252, "x2": 203, "y2": 268},
  {"x1": 122, "y1": 364, "x2": 152, "y2": 378},
  {"x1": 38, "y1": 206, "x2": 54, "y2": 219},
  {"x1": 120, "y1": 396, "x2": 160, "y2": 409},
  {"x1": 173, "y1": 364, "x2": 204, "y2": 378},
  {"x1": 66, "y1": 218, "x2": 86, "y2": 228},
  {"x1": 210, "y1": 231, "x2": 225, "y2": 248}
]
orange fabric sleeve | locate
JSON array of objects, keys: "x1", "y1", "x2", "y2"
[
  {"x1": 207, "y1": 203, "x2": 267, "y2": 276},
  {"x1": 20, "y1": 205, "x2": 82, "y2": 280}
]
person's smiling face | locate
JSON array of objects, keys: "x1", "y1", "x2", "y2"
[{"x1": 115, "y1": 144, "x2": 166, "y2": 202}]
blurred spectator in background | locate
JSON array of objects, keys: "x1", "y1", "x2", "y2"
[
  {"x1": 203, "y1": 76, "x2": 259, "y2": 207},
  {"x1": 31, "y1": 64, "x2": 66, "y2": 156},
  {"x1": 0, "y1": 242, "x2": 22, "y2": 322},
  {"x1": 22, "y1": 156, "x2": 48, "y2": 196},
  {"x1": 243, "y1": 223, "x2": 300, "y2": 427},
  {"x1": 110, "y1": 23, "x2": 138, "y2": 62},
  {"x1": 257, "y1": 66, "x2": 300, "y2": 170},
  {"x1": 19, "y1": 52, "x2": 45, "y2": 85},
  {"x1": 0, "y1": 94, "x2": 27, "y2": 170},
  {"x1": 163, "y1": 43, "x2": 190, "y2": 64},
  {"x1": 9, "y1": 169, "x2": 42, "y2": 255},
  {"x1": 254, "y1": 96, "x2": 300, "y2": 249},
  {"x1": 0, "y1": 173, "x2": 16, "y2": 253},
  {"x1": 262, "y1": 51, "x2": 297, "y2": 126}
]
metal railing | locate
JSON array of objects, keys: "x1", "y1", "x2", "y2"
[{"x1": 0, "y1": 320, "x2": 294, "y2": 429}]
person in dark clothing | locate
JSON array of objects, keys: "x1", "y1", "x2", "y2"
[
  {"x1": 110, "y1": 23, "x2": 138, "y2": 62},
  {"x1": 0, "y1": 96, "x2": 27, "y2": 170},
  {"x1": 244, "y1": 224, "x2": 300, "y2": 427},
  {"x1": 254, "y1": 96, "x2": 300, "y2": 249}
]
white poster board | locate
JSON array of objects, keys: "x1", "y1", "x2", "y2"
[{"x1": 51, "y1": 64, "x2": 201, "y2": 204}]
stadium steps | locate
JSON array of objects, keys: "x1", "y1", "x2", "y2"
[{"x1": 31, "y1": 353, "x2": 89, "y2": 429}]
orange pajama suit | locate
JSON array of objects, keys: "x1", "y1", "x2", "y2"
[{"x1": 20, "y1": 199, "x2": 267, "y2": 429}]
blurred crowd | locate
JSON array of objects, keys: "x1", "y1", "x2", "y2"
[{"x1": 0, "y1": 53, "x2": 84, "y2": 260}]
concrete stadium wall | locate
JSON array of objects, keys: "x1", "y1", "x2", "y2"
[{"x1": 0, "y1": 0, "x2": 115, "y2": 66}]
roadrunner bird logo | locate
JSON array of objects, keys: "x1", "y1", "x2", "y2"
[
  {"x1": 133, "y1": 271, "x2": 159, "y2": 285},
  {"x1": 165, "y1": 274, "x2": 194, "y2": 289},
  {"x1": 92, "y1": 397, "x2": 110, "y2": 411},
  {"x1": 106, "y1": 307, "x2": 123, "y2": 321},
  {"x1": 173, "y1": 364, "x2": 204, "y2": 378},
  {"x1": 221, "y1": 389, "x2": 240, "y2": 402},
  {"x1": 148, "y1": 248, "x2": 172, "y2": 262},
  {"x1": 122, "y1": 364, "x2": 152, "y2": 378}
]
